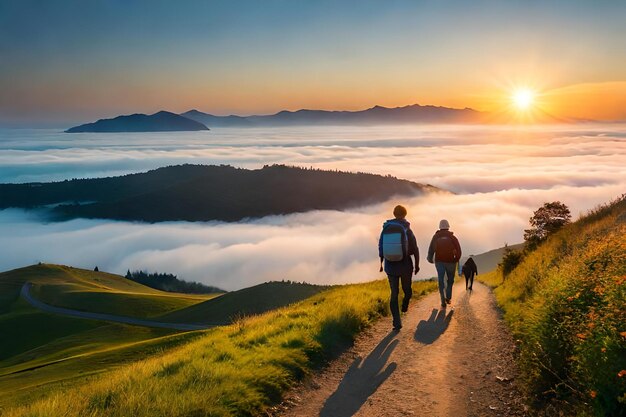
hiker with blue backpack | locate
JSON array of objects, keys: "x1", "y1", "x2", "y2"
[
  {"x1": 379, "y1": 205, "x2": 420, "y2": 331},
  {"x1": 427, "y1": 219, "x2": 462, "y2": 308}
]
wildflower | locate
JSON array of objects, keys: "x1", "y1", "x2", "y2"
[
  {"x1": 601, "y1": 347, "x2": 606, "y2": 353},
  {"x1": 576, "y1": 333, "x2": 587, "y2": 340},
  {"x1": 620, "y1": 331, "x2": 626, "y2": 339},
  {"x1": 592, "y1": 285, "x2": 605, "y2": 295},
  {"x1": 590, "y1": 390, "x2": 597, "y2": 399},
  {"x1": 618, "y1": 370, "x2": 626, "y2": 378}
]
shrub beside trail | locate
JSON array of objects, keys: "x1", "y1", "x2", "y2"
[{"x1": 481, "y1": 197, "x2": 626, "y2": 416}]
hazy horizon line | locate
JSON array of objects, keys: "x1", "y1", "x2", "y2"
[
  {"x1": 5, "y1": 101, "x2": 626, "y2": 129},
  {"x1": 1, "y1": 102, "x2": 474, "y2": 128}
]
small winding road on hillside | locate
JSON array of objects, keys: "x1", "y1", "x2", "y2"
[
  {"x1": 274, "y1": 282, "x2": 528, "y2": 417},
  {"x1": 20, "y1": 283, "x2": 214, "y2": 331}
]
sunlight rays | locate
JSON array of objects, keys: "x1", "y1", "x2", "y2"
[{"x1": 512, "y1": 88, "x2": 535, "y2": 110}]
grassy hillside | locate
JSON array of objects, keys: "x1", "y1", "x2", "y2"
[
  {"x1": 0, "y1": 324, "x2": 200, "y2": 408},
  {"x1": 1, "y1": 264, "x2": 215, "y2": 319},
  {"x1": 0, "y1": 264, "x2": 220, "y2": 407},
  {"x1": 160, "y1": 281, "x2": 328, "y2": 325},
  {"x1": 0, "y1": 298, "x2": 102, "y2": 361},
  {"x1": 2, "y1": 279, "x2": 437, "y2": 416},
  {"x1": 479, "y1": 196, "x2": 626, "y2": 416},
  {"x1": 0, "y1": 264, "x2": 381, "y2": 412},
  {"x1": 0, "y1": 264, "x2": 206, "y2": 361}
]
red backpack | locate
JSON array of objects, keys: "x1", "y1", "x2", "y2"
[{"x1": 435, "y1": 233, "x2": 459, "y2": 262}]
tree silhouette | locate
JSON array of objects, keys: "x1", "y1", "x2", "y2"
[
  {"x1": 499, "y1": 244, "x2": 524, "y2": 276},
  {"x1": 125, "y1": 270, "x2": 223, "y2": 294},
  {"x1": 524, "y1": 201, "x2": 571, "y2": 250}
]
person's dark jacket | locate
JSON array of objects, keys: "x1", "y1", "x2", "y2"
[
  {"x1": 427, "y1": 229, "x2": 461, "y2": 263},
  {"x1": 378, "y1": 218, "x2": 419, "y2": 276},
  {"x1": 462, "y1": 257, "x2": 478, "y2": 277}
]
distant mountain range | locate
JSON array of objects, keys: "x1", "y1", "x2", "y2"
[
  {"x1": 182, "y1": 104, "x2": 485, "y2": 127},
  {"x1": 0, "y1": 164, "x2": 441, "y2": 222},
  {"x1": 63, "y1": 102, "x2": 597, "y2": 132},
  {"x1": 66, "y1": 110, "x2": 209, "y2": 133},
  {"x1": 65, "y1": 104, "x2": 486, "y2": 132}
]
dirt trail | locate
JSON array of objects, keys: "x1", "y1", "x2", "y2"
[{"x1": 275, "y1": 281, "x2": 527, "y2": 417}]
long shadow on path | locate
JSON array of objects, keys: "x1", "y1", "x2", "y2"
[
  {"x1": 320, "y1": 331, "x2": 399, "y2": 417},
  {"x1": 414, "y1": 308, "x2": 454, "y2": 344}
]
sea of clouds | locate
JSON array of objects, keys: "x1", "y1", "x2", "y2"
[{"x1": 1, "y1": 124, "x2": 624, "y2": 290}]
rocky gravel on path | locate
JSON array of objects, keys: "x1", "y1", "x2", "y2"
[{"x1": 272, "y1": 281, "x2": 528, "y2": 417}]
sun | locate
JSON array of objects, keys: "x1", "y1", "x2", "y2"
[{"x1": 512, "y1": 88, "x2": 535, "y2": 110}]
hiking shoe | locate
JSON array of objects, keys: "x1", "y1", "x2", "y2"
[
  {"x1": 441, "y1": 303, "x2": 447, "y2": 308},
  {"x1": 445, "y1": 298, "x2": 452, "y2": 304},
  {"x1": 401, "y1": 305, "x2": 408, "y2": 313},
  {"x1": 393, "y1": 324, "x2": 402, "y2": 331}
]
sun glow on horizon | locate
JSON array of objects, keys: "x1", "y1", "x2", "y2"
[{"x1": 512, "y1": 88, "x2": 535, "y2": 111}]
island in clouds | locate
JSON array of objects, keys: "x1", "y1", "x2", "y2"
[{"x1": 66, "y1": 110, "x2": 210, "y2": 133}]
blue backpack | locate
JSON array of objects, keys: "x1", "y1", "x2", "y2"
[{"x1": 381, "y1": 221, "x2": 409, "y2": 262}]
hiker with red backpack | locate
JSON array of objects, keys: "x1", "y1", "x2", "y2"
[
  {"x1": 427, "y1": 219, "x2": 462, "y2": 308},
  {"x1": 379, "y1": 205, "x2": 420, "y2": 331}
]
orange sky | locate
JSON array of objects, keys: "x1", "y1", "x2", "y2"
[
  {"x1": 1, "y1": 1, "x2": 625, "y2": 125},
  {"x1": 538, "y1": 82, "x2": 626, "y2": 121}
]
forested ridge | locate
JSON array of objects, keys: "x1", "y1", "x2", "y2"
[{"x1": 0, "y1": 164, "x2": 438, "y2": 222}]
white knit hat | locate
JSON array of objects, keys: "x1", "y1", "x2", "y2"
[{"x1": 439, "y1": 219, "x2": 450, "y2": 230}]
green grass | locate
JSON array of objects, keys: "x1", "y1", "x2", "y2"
[
  {"x1": 1, "y1": 264, "x2": 216, "y2": 317},
  {"x1": 478, "y1": 196, "x2": 626, "y2": 416},
  {"x1": 477, "y1": 269, "x2": 504, "y2": 288},
  {"x1": 37, "y1": 289, "x2": 210, "y2": 319},
  {"x1": 0, "y1": 263, "x2": 216, "y2": 362},
  {"x1": 26, "y1": 265, "x2": 216, "y2": 318},
  {"x1": 0, "y1": 263, "x2": 213, "y2": 359},
  {"x1": 0, "y1": 296, "x2": 196, "y2": 409},
  {"x1": 0, "y1": 263, "x2": 222, "y2": 410},
  {"x1": 0, "y1": 299, "x2": 102, "y2": 361},
  {"x1": 2, "y1": 279, "x2": 436, "y2": 416},
  {"x1": 0, "y1": 327, "x2": 203, "y2": 408},
  {"x1": 159, "y1": 281, "x2": 329, "y2": 325}
]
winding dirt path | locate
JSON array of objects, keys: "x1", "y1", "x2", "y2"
[
  {"x1": 20, "y1": 283, "x2": 216, "y2": 331},
  {"x1": 274, "y1": 281, "x2": 528, "y2": 417}
]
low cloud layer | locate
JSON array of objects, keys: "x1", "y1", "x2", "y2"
[{"x1": 1, "y1": 125, "x2": 624, "y2": 289}]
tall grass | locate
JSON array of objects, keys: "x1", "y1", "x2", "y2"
[
  {"x1": 3, "y1": 279, "x2": 435, "y2": 416},
  {"x1": 480, "y1": 196, "x2": 626, "y2": 416},
  {"x1": 476, "y1": 269, "x2": 504, "y2": 288}
]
